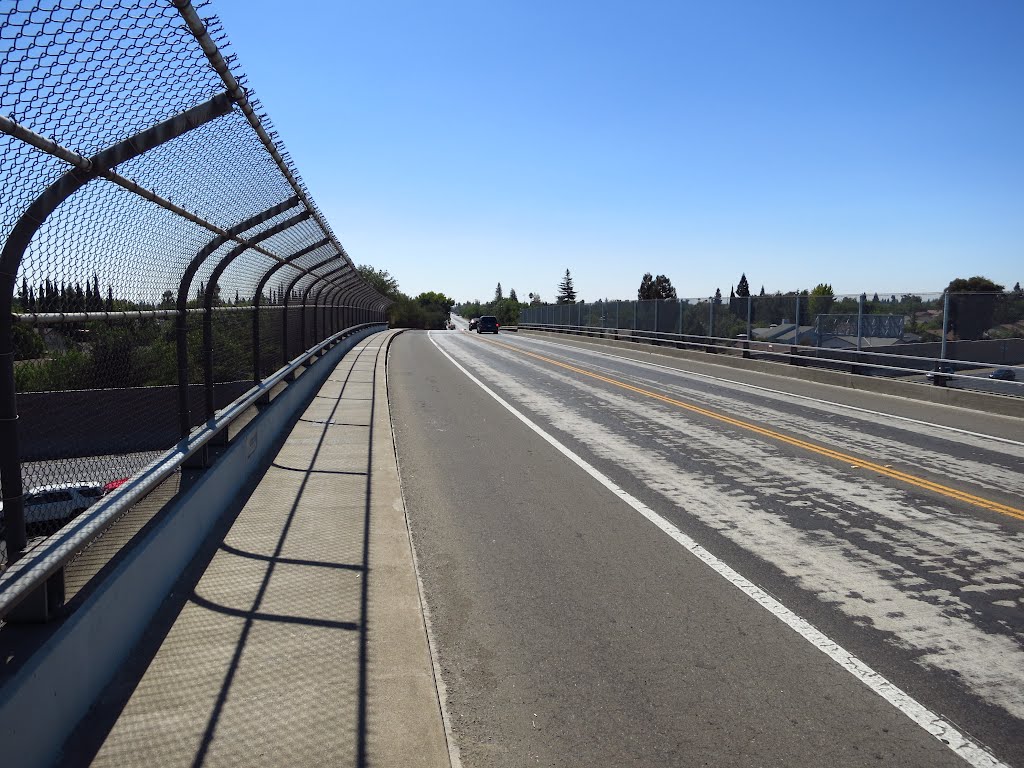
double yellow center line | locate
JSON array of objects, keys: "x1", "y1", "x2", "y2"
[{"x1": 486, "y1": 337, "x2": 1024, "y2": 522}]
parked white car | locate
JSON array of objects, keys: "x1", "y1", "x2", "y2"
[{"x1": 23, "y1": 482, "x2": 105, "y2": 530}]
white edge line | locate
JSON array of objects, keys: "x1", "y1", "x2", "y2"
[
  {"x1": 429, "y1": 332, "x2": 1008, "y2": 768},
  {"x1": 514, "y1": 334, "x2": 1024, "y2": 447}
]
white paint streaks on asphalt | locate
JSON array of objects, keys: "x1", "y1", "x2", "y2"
[
  {"x1": 512, "y1": 335, "x2": 1024, "y2": 497},
  {"x1": 429, "y1": 332, "x2": 1011, "y2": 768}
]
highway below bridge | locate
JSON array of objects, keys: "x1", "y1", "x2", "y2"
[{"x1": 390, "y1": 323, "x2": 1023, "y2": 767}]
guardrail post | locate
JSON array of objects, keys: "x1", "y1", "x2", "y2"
[
  {"x1": 0, "y1": 309, "x2": 26, "y2": 561},
  {"x1": 940, "y1": 290, "x2": 950, "y2": 361},
  {"x1": 857, "y1": 293, "x2": 865, "y2": 352},
  {"x1": 790, "y1": 294, "x2": 801, "y2": 364},
  {"x1": 707, "y1": 298, "x2": 714, "y2": 353}
]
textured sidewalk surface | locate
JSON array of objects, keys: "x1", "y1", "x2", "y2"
[{"x1": 72, "y1": 330, "x2": 449, "y2": 767}]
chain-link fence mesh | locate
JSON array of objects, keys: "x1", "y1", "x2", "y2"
[{"x1": 1, "y1": 0, "x2": 389, "y2": 569}]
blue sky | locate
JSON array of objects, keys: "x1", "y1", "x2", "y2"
[{"x1": 212, "y1": 0, "x2": 1023, "y2": 303}]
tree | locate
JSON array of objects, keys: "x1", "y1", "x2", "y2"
[
  {"x1": 808, "y1": 283, "x2": 835, "y2": 317},
  {"x1": 638, "y1": 273, "x2": 676, "y2": 300},
  {"x1": 713, "y1": 288, "x2": 722, "y2": 305},
  {"x1": 528, "y1": 292, "x2": 542, "y2": 305},
  {"x1": 509, "y1": 288, "x2": 518, "y2": 302},
  {"x1": 654, "y1": 274, "x2": 676, "y2": 299},
  {"x1": 946, "y1": 276, "x2": 1005, "y2": 340},
  {"x1": 356, "y1": 264, "x2": 400, "y2": 299},
  {"x1": 947, "y1": 276, "x2": 1004, "y2": 293},
  {"x1": 736, "y1": 273, "x2": 750, "y2": 298},
  {"x1": 556, "y1": 269, "x2": 576, "y2": 304},
  {"x1": 495, "y1": 282, "x2": 503, "y2": 302},
  {"x1": 638, "y1": 273, "x2": 655, "y2": 300}
]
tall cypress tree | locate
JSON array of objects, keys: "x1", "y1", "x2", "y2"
[{"x1": 557, "y1": 269, "x2": 576, "y2": 304}]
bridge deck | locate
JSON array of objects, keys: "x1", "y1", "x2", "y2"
[{"x1": 64, "y1": 330, "x2": 449, "y2": 767}]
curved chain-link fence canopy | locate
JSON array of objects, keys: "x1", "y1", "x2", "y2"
[{"x1": 0, "y1": 0, "x2": 391, "y2": 566}]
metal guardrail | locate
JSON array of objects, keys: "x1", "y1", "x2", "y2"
[
  {"x1": 1, "y1": 1, "x2": 390, "y2": 571},
  {"x1": 0, "y1": 322, "x2": 384, "y2": 623},
  {"x1": 519, "y1": 322, "x2": 1024, "y2": 396}
]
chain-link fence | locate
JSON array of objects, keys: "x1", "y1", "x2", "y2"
[
  {"x1": 521, "y1": 290, "x2": 1024, "y2": 390},
  {"x1": 1, "y1": 1, "x2": 390, "y2": 571}
]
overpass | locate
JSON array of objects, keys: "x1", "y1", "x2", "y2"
[
  {"x1": 2, "y1": 324, "x2": 1022, "y2": 767},
  {"x1": 3, "y1": 3, "x2": 1023, "y2": 767}
]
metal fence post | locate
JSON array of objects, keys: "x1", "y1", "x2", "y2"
[
  {"x1": 744, "y1": 295, "x2": 752, "y2": 358},
  {"x1": 792, "y1": 294, "x2": 801, "y2": 364},
  {"x1": 857, "y1": 293, "x2": 864, "y2": 352},
  {"x1": 940, "y1": 290, "x2": 950, "y2": 361}
]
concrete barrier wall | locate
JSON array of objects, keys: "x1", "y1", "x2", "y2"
[{"x1": 0, "y1": 326, "x2": 388, "y2": 768}]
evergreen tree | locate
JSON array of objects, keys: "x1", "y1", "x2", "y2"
[
  {"x1": 638, "y1": 273, "x2": 677, "y2": 300},
  {"x1": 638, "y1": 273, "x2": 655, "y2": 300},
  {"x1": 736, "y1": 273, "x2": 750, "y2": 297},
  {"x1": 106, "y1": 286, "x2": 113, "y2": 311},
  {"x1": 654, "y1": 274, "x2": 677, "y2": 299},
  {"x1": 557, "y1": 269, "x2": 576, "y2": 304},
  {"x1": 759, "y1": 285, "x2": 765, "y2": 296},
  {"x1": 713, "y1": 288, "x2": 722, "y2": 305},
  {"x1": 509, "y1": 288, "x2": 518, "y2": 302},
  {"x1": 495, "y1": 282, "x2": 503, "y2": 302}
]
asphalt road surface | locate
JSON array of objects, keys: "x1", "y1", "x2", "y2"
[{"x1": 389, "y1": 328, "x2": 1023, "y2": 768}]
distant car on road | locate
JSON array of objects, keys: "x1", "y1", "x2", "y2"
[
  {"x1": 477, "y1": 315, "x2": 499, "y2": 334},
  {"x1": 926, "y1": 363, "x2": 958, "y2": 380},
  {"x1": 468, "y1": 317, "x2": 479, "y2": 331},
  {"x1": 989, "y1": 368, "x2": 1017, "y2": 381}
]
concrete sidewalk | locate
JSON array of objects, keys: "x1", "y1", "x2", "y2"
[{"x1": 67, "y1": 330, "x2": 450, "y2": 767}]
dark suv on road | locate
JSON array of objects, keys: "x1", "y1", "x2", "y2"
[{"x1": 477, "y1": 315, "x2": 499, "y2": 334}]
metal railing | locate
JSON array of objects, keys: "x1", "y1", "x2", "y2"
[
  {"x1": 1, "y1": 1, "x2": 389, "y2": 578},
  {"x1": 520, "y1": 292, "x2": 1024, "y2": 394}
]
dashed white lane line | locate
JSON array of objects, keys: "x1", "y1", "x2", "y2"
[{"x1": 429, "y1": 332, "x2": 1008, "y2": 768}]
